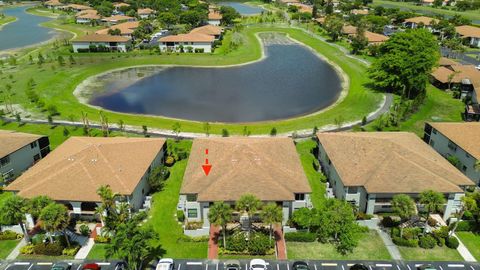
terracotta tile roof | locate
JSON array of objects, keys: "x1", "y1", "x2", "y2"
[
  {"x1": 429, "y1": 122, "x2": 480, "y2": 160},
  {"x1": 351, "y1": 9, "x2": 369, "y2": 15},
  {"x1": 316, "y1": 132, "x2": 474, "y2": 194},
  {"x1": 181, "y1": 138, "x2": 311, "y2": 202},
  {"x1": 342, "y1": 25, "x2": 357, "y2": 35},
  {"x1": 45, "y1": 0, "x2": 63, "y2": 6},
  {"x1": 278, "y1": 0, "x2": 300, "y2": 3},
  {"x1": 364, "y1": 31, "x2": 389, "y2": 43},
  {"x1": 73, "y1": 33, "x2": 131, "y2": 42},
  {"x1": 159, "y1": 32, "x2": 215, "y2": 42},
  {"x1": 138, "y1": 8, "x2": 155, "y2": 15},
  {"x1": 5, "y1": 137, "x2": 166, "y2": 202},
  {"x1": 431, "y1": 64, "x2": 480, "y2": 86},
  {"x1": 95, "y1": 21, "x2": 139, "y2": 35},
  {"x1": 208, "y1": 11, "x2": 222, "y2": 20},
  {"x1": 455, "y1": 25, "x2": 480, "y2": 39},
  {"x1": 190, "y1": 25, "x2": 223, "y2": 36},
  {"x1": 0, "y1": 130, "x2": 42, "y2": 158},
  {"x1": 113, "y1": 2, "x2": 130, "y2": 8},
  {"x1": 404, "y1": 16, "x2": 439, "y2": 25},
  {"x1": 102, "y1": 15, "x2": 135, "y2": 22},
  {"x1": 290, "y1": 3, "x2": 313, "y2": 13},
  {"x1": 64, "y1": 4, "x2": 92, "y2": 10},
  {"x1": 76, "y1": 9, "x2": 100, "y2": 20},
  {"x1": 314, "y1": 17, "x2": 325, "y2": 24},
  {"x1": 439, "y1": 57, "x2": 458, "y2": 67}
]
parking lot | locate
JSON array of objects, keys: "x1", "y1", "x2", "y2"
[{"x1": 4, "y1": 261, "x2": 123, "y2": 270}]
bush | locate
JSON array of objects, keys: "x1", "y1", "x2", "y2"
[
  {"x1": 20, "y1": 244, "x2": 35, "y2": 255},
  {"x1": 446, "y1": 236, "x2": 459, "y2": 249},
  {"x1": 178, "y1": 235, "x2": 209, "y2": 242},
  {"x1": 31, "y1": 234, "x2": 46, "y2": 245},
  {"x1": 226, "y1": 232, "x2": 248, "y2": 252},
  {"x1": 94, "y1": 235, "x2": 110, "y2": 243},
  {"x1": 403, "y1": 227, "x2": 422, "y2": 240},
  {"x1": 165, "y1": 156, "x2": 175, "y2": 167},
  {"x1": 177, "y1": 210, "x2": 185, "y2": 222},
  {"x1": 392, "y1": 236, "x2": 418, "y2": 247},
  {"x1": 62, "y1": 246, "x2": 80, "y2": 256},
  {"x1": 185, "y1": 222, "x2": 203, "y2": 230},
  {"x1": 427, "y1": 217, "x2": 438, "y2": 227},
  {"x1": 248, "y1": 232, "x2": 274, "y2": 255},
  {"x1": 356, "y1": 212, "x2": 374, "y2": 220},
  {"x1": 0, "y1": 230, "x2": 23, "y2": 240},
  {"x1": 433, "y1": 226, "x2": 449, "y2": 240},
  {"x1": 419, "y1": 235, "x2": 436, "y2": 249},
  {"x1": 79, "y1": 224, "x2": 90, "y2": 237},
  {"x1": 284, "y1": 232, "x2": 316, "y2": 242},
  {"x1": 33, "y1": 243, "x2": 64, "y2": 256},
  {"x1": 454, "y1": 221, "x2": 475, "y2": 232},
  {"x1": 194, "y1": 48, "x2": 205, "y2": 53},
  {"x1": 382, "y1": 216, "x2": 400, "y2": 228}
]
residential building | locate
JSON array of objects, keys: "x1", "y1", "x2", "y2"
[
  {"x1": 430, "y1": 63, "x2": 480, "y2": 103},
  {"x1": 424, "y1": 122, "x2": 480, "y2": 186},
  {"x1": 61, "y1": 4, "x2": 92, "y2": 13},
  {"x1": 102, "y1": 15, "x2": 136, "y2": 25},
  {"x1": 403, "y1": 16, "x2": 439, "y2": 31},
  {"x1": 72, "y1": 34, "x2": 131, "y2": 52},
  {"x1": 5, "y1": 137, "x2": 166, "y2": 217},
  {"x1": 207, "y1": 10, "x2": 222, "y2": 26},
  {"x1": 113, "y1": 2, "x2": 130, "y2": 14},
  {"x1": 138, "y1": 8, "x2": 155, "y2": 19},
  {"x1": 190, "y1": 24, "x2": 224, "y2": 40},
  {"x1": 341, "y1": 25, "x2": 357, "y2": 36},
  {"x1": 75, "y1": 9, "x2": 101, "y2": 24},
  {"x1": 95, "y1": 21, "x2": 140, "y2": 38},
  {"x1": 159, "y1": 32, "x2": 215, "y2": 53},
  {"x1": 455, "y1": 25, "x2": 480, "y2": 48},
  {"x1": 178, "y1": 137, "x2": 312, "y2": 235},
  {"x1": 44, "y1": 0, "x2": 65, "y2": 9},
  {"x1": 290, "y1": 3, "x2": 313, "y2": 13},
  {"x1": 316, "y1": 132, "x2": 474, "y2": 220},
  {"x1": 0, "y1": 131, "x2": 50, "y2": 185},
  {"x1": 364, "y1": 31, "x2": 389, "y2": 45},
  {"x1": 421, "y1": 0, "x2": 448, "y2": 6}
]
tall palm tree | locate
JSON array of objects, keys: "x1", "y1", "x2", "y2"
[
  {"x1": 236, "y1": 194, "x2": 262, "y2": 234},
  {"x1": 96, "y1": 185, "x2": 120, "y2": 232},
  {"x1": 391, "y1": 194, "x2": 416, "y2": 221},
  {"x1": 0, "y1": 195, "x2": 30, "y2": 242},
  {"x1": 261, "y1": 203, "x2": 283, "y2": 243},
  {"x1": 28, "y1": 195, "x2": 54, "y2": 221},
  {"x1": 419, "y1": 190, "x2": 446, "y2": 226},
  {"x1": 208, "y1": 201, "x2": 233, "y2": 248},
  {"x1": 474, "y1": 160, "x2": 480, "y2": 172},
  {"x1": 39, "y1": 203, "x2": 71, "y2": 246}
]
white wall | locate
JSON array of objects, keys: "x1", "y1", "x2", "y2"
[
  {"x1": 208, "y1": 19, "x2": 221, "y2": 26},
  {"x1": 73, "y1": 42, "x2": 128, "y2": 52},
  {"x1": 159, "y1": 42, "x2": 212, "y2": 53},
  {"x1": 1, "y1": 141, "x2": 43, "y2": 182}
]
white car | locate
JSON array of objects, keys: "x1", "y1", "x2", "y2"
[
  {"x1": 249, "y1": 259, "x2": 267, "y2": 270},
  {"x1": 475, "y1": 64, "x2": 480, "y2": 70},
  {"x1": 156, "y1": 259, "x2": 174, "y2": 270}
]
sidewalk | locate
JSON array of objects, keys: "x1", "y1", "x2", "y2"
[
  {"x1": 208, "y1": 225, "x2": 220, "y2": 260},
  {"x1": 6, "y1": 238, "x2": 27, "y2": 260},
  {"x1": 357, "y1": 218, "x2": 403, "y2": 261},
  {"x1": 453, "y1": 233, "x2": 477, "y2": 262},
  {"x1": 274, "y1": 224, "x2": 287, "y2": 260}
]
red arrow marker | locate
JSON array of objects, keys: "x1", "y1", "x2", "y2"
[{"x1": 202, "y1": 158, "x2": 212, "y2": 176}]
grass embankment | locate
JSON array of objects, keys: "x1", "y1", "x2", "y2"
[
  {"x1": 397, "y1": 246, "x2": 463, "y2": 261},
  {"x1": 365, "y1": 85, "x2": 464, "y2": 136},
  {"x1": 456, "y1": 232, "x2": 480, "y2": 261},
  {"x1": 287, "y1": 230, "x2": 392, "y2": 260},
  {"x1": 0, "y1": 15, "x2": 16, "y2": 29},
  {"x1": 145, "y1": 140, "x2": 208, "y2": 258},
  {"x1": 2, "y1": 24, "x2": 381, "y2": 135},
  {"x1": 372, "y1": 0, "x2": 480, "y2": 22}
]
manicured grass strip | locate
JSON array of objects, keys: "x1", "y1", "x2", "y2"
[
  {"x1": 398, "y1": 246, "x2": 463, "y2": 261},
  {"x1": 16, "y1": 254, "x2": 74, "y2": 260},
  {"x1": 286, "y1": 230, "x2": 392, "y2": 260},
  {"x1": 86, "y1": 243, "x2": 108, "y2": 260},
  {"x1": 0, "y1": 15, "x2": 16, "y2": 29},
  {"x1": 295, "y1": 139, "x2": 326, "y2": 208},
  {"x1": 0, "y1": 239, "x2": 19, "y2": 259},
  {"x1": 146, "y1": 140, "x2": 208, "y2": 258},
  {"x1": 372, "y1": 0, "x2": 480, "y2": 22},
  {"x1": 456, "y1": 232, "x2": 480, "y2": 261}
]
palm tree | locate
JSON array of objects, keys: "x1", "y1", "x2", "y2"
[
  {"x1": 261, "y1": 203, "x2": 283, "y2": 243},
  {"x1": 236, "y1": 194, "x2": 262, "y2": 234},
  {"x1": 419, "y1": 190, "x2": 446, "y2": 225},
  {"x1": 28, "y1": 195, "x2": 54, "y2": 221},
  {"x1": 208, "y1": 201, "x2": 233, "y2": 248},
  {"x1": 39, "y1": 203, "x2": 71, "y2": 246},
  {"x1": 450, "y1": 196, "x2": 477, "y2": 235},
  {"x1": 96, "y1": 185, "x2": 119, "y2": 229},
  {"x1": 391, "y1": 194, "x2": 416, "y2": 221},
  {"x1": 0, "y1": 195, "x2": 30, "y2": 242}
]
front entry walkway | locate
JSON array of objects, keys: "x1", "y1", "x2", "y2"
[
  {"x1": 357, "y1": 218, "x2": 402, "y2": 260},
  {"x1": 208, "y1": 225, "x2": 220, "y2": 259},
  {"x1": 274, "y1": 224, "x2": 287, "y2": 260}
]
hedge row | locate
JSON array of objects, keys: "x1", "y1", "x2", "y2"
[
  {"x1": 0, "y1": 230, "x2": 23, "y2": 240},
  {"x1": 284, "y1": 232, "x2": 317, "y2": 242}
]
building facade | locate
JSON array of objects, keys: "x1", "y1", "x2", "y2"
[{"x1": 72, "y1": 34, "x2": 131, "y2": 52}]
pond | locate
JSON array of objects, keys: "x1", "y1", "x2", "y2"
[
  {"x1": 0, "y1": 6, "x2": 60, "y2": 51},
  {"x1": 219, "y1": 2, "x2": 265, "y2": 15},
  {"x1": 82, "y1": 34, "x2": 344, "y2": 123}
]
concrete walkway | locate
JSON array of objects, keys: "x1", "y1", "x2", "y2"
[
  {"x1": 453, "y1": 233, "x2": 477, "y2": 262},
  {"x1": 74, "y1": 238, "x2": 95, "y2": 260},
  {"x1": 357, "y1": 218, "x2": 403, "y2": 261},
  {"x1": 6, "y1": 238, "x2": 27, "y2": 260}
]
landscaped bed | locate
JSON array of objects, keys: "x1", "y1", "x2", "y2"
[
  {"x1": 286, "y1": 230, "x2": 391, "y2": 260},
  {"x1": 456, "y1": 232, "x2": 480, "y2": 261}
]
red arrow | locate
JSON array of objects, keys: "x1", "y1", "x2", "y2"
[{"x1": 202, "y1": 164, "x2": 212, "y2": 176}]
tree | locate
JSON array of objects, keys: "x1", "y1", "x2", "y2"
[
  {"x1": 39, "y1": 203, "x2": 71, "y2": 246},
  {"x1": 261, "y1": 203, "x2": 283, "y2": 242},
  {"x1": 57, "y1": 55, "x2": 65, "y2": 66},
  {"x1": 172, "y1": 122, "x2": 181, "y2": 140},
  {"x1": 420, "y1": 190, "x2": 446, "y2": 224},
  {"x1": 450, "y1": 196, "x2": 477, "y2": 235},
  {"x1": 292, "y1": 207, "x2": 316, "y2": 232},
  {"x1": 270, "y1": 127, "x2": 277, "y2": 136},
  {"x1": 203, "y1": 122, "x2": 210, "y2": 137},
  {"x1": 236, "y1": 194, "x2": 262, "y2": 234},
  {"x1": 392, "y1": 194, "x2": 416, "y2": 221},
  {"x1": 351, "y1": 26, "x2": 368, "y2": 55},
  {"x1": 108, "y1": 28, "x2": 122, "y2": 36},
  {"x1": 220, "y1": 6, "x2": 240, "y2": 25},
  {"x1": 208, "y1": 202, "x2": 233, "y2": 248},
  {"x1": 0, "y1": 196, "x2": 30, "y2": 242},
  {"x1": 368, "y1": 29, "x2": 440, "y2": 99},
  {"x1": 96, "y1": 185, "x2": 130, "y2": 234},
  {"x1": 474, "y1": 160, "x2": 480, "y2": 172},
  {"x1": 28, "y1": 196, "x2": 54, "y2": 221},
  {"x1": 148, "y1": 166, "x2": 170, "y2": 192},
  {"x1": 324, "y1": 15, "x2": 343, "y2": 41}
]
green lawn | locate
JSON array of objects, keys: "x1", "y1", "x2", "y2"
[
  {"x1": 287, "y1": 230, "x2": 392, "y2": 260},
  {"x1": 0, "y1": 15, "x2": 16, "y2": 29},
  {"x1": 2, "y1": 22, "x2": 381, "y2": 135},
  {"x1": 295, "y1": 139, "x2": 326, "y2": 208},
  {"x1": 456, "y1": 232, "x2": 480, "y2": 261},
  {"x1": 398, "y1": 246, "x2": 463, "y2": 261},
  {"x1": 372, "y1": 0, "x2": 480, "y2": 22},
  {"x1": 0, "y1": 239, "x2": 19, "y2": 259},
  {"x1": 16, "y1": 254, "x2": 74, "y2": 260},
  {"x1": 86, "y1": 243, "x2": 109, "y2": 260},
  {"x1": 365, "y1": 85, "x2": 464, "y2": 136},
  {"x1": 145, "y1": 140, "x2": 208, "y2": 258}
]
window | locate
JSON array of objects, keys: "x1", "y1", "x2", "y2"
[
  {"x1": 465, "y1": 152, "x2": 471, "y2": 158},
  {"x1": 186, "y1": 194, "x2": 197, "y2": 202},
  {"x1": 432, "y1": 129, "x2": 437, "y2": 134},
  {"x1": 348, "y1": 187, "x2": 358, "y2": 194},
  {"x1": 30, "y1": 141, "x2": 37, "y2": 148},
  {"x1": 295, "y1": 193, "x2": 305, "y2": 201},
  {"x1": 33, "y1": 154, "x2": 40, "y2": 162},
  {"x1": 448, "y1": 140, "x2": 457, "y2": 152},
  {"x1": 187, "y1": 209, "x2": 198, "y2": 218},
  {"x1": 462, "y1": 166, "x2": 467, "y2": 172},
  {"x1": 430, "y1": 140, "x2": 435, "y2": 147},
  {"x1": 0, "y1": 156, "x2": 10, "y2": 167}
]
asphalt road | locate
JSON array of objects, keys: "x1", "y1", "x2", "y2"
[{"x1": 2, "y1": 260, "x2": 479, "y2": 270}]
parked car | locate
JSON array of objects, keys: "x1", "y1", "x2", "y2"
[
  {"x1": 249, "y1": 259, "x2": 267, "y2": 270},
  {"x1": 156, "y1": 258, "x2": 175, "y2": 270},
  {"x1": 52, "y1": 263, "x2": 71, "y2": 270},
  {"x1": 225, "y1": 260, "x2": 241, "y2": 270},
  {"x1": 292, "y1": 261, "x2": 309, "y2": 270},
  {"x1": 82, "y1": 264, "x2": 101, "y2": 270},
  {"x1": 349, "y1": 264, "x2": 368, "y2": 270},
  {"x1": 417, "y1": 265, "x2": 436, "y2": 270},
  {"x1": 475, "y1": 65, "x2": 480, "y2": 70}
]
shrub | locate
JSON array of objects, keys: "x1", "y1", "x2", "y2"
[
  {"x1": 403, "y1": 227, "x2": 422, "y2": 240},
  {"x1": 453, "y1": 221, "x2": 475, "y2": 232},
  {"x1": 392, "y1": 236, "x2": 418, "y2": 247},
  {"x1": 432, "y1": 226, "x2": 449, "y2": 240},
  {"x1": 177, "y1": 210, "x2": 185, "y2": 222},
  {"x1": 427, "y1": 217, "x2": 438, "y2": 227},
  {"x1": 79, "y1": 224, "x2": 90, "y2": 237},
  {"x1": 165, "y1": 156, "x2": 175, "y2": 167},
  {"x1": 20, "y1": 244, "x2": 35, "y2": 255},
  {"x1": 94, "y1": 235, "x2": 110, "y2": 243},
  {"x1": 194, "y1": 48, "x2": 204, "y2": 53},
  {"x1": 382, "y1": 216, "x2": 400, "y2": 228},
  {"x1": 178, "y1": 235, "x2": 209, "y2": 242},
  {"x1": 248, "y1": 232, "x2": 274, "y2": 255},
  {"x1": 419, "y1": 235, "x2": 436, "y2": 249},
  {"x1": 356, "y1": 212, "x2": 374, "y2": 220},
  {"x1": 463, "y1": 210, "x2": 474, "y2": 220},
  {"x1": 31, "y1": 234, "x2": 46, "y2": 245},
  {"x1": 284, "y1": 232, "x2": 316, "y2": 242},
  {"x1": 185, "y1": 222, "x2": 203, "y2": 230},
  {"x1": 226, "y1": 232, "x2": 248, "y2": 252},
  {"x1": 62, "y1": 246, "x2": 80, "y2": 256},
  {"x1": 446, "y1": 236, "x2": 459, "y2": 249},
  {"x1": 0, "y1": 230, "x2": 22, "y2": 240},
  {"x1": 33, "y1": 243, "x2": 63, "y2": 256}
]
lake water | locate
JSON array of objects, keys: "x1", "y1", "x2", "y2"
[
  {"x1": 0, "y1": 6, "x2": 59, "y2": 51},
  {"x1": 219, "y1": 2, "x2": 265, "y2": 15},
  {"x1": 87, "y1": 34, "x2": 343, "y2": 123}
]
